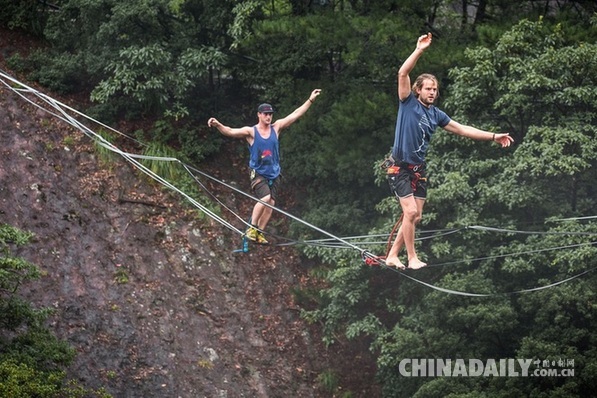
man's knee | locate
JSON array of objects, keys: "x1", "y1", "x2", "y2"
[
  {"x1": 402, "y1": 206, "x2": 418, "y2": 221},
  {"x1": 414, "y1": 213, "x2": 423, "y2": 224}
]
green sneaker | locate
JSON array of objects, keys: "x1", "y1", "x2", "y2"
[
  {"x1": 245, "y1": 227, "x2": 259, "y2": 242},
  {"x1": 256, "y1": 231, "x2": 269, "y2": 245}
]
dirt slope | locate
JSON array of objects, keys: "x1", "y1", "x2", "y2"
[{"x1": 0, "y1": 29, "x2": 379, "y2": 398}]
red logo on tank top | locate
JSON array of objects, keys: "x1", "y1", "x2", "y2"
[{"x1": 261, "y1": 149, "x2": 272, "y2": 158}]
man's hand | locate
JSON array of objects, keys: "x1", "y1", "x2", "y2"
[
  {"x1": 309, "y1": 89, "x2": 322, "y2": 103},
  {"x1": 494, "y1": 133, "x2": 514, "y2": 148},
  {"x1": 417, "y1": 32, "x2": 432, "y2": 51},
  {"x1": 207, "y1": 117, "x2": 219, "y2": 128}
]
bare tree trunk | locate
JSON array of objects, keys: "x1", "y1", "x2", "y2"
[
  {"x1": 473, "y1": 0, "x2": 488, "y2": 30},
  {"x1": 461, "y1": 0, "x2": 469, "y2": 32}
]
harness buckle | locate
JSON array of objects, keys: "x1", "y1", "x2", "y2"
[{"x1": 380, "y1": 157, "x2": 393, "y2": 170}]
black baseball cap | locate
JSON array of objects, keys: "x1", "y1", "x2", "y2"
[{"x1": 257, "y1": 103, "x2": 274, "y2": 113}]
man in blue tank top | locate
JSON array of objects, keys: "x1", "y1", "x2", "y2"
[
  {"x1": 385, "y1": 33, "x2": 513, "y2": 270},
  {"x1": 208, "y1": 89, "x2": 321, "y2": 244}
]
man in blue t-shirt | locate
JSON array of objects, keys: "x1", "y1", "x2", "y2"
[
  {"x1": 385, "y1": 33, "x2": 513, "y2": 270},
  {"x1": 208, "y1": 89, "x2": 321, "y2": 244}
]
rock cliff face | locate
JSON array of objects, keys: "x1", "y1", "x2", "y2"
[
  {"x1": 1, "y1": 76, "x2": 334, "y2": 397},
  {"x1": 0, "y1": 26, "x2": 380, "y2": 396}
]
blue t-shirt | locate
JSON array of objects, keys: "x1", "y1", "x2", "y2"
[
  {"x1": 248, "y1": 126, "x2": 280, "y2": 180},
  {"x1": 391, "y1": 92, "x2": 451, "y2": 165}
]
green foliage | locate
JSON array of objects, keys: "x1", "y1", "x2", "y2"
[
  {"x1": 92, "y1": 129, "x2": 119, "y2": 164},
  {"x1": 5, "y1": 0, "x2": 238, "y2": 119},
  {"x1": 0, "y1": 358, "x2": 112, "y2": 397},
  {"x1": 231, "y1": 2, "x2": 471, "y2": 237},
  {"x1": 140, "y1": 141, "x2": 185, "y2": 182},
  {"x1": 316, "y1": 369, "x2": 340, "y2": 393},
  {"x1": 443, "y1": 18, "x2": 597, "y2": 221},
  {"x1": 0, "y1": 359, "x2": 63, "y2": 398},
  {"x1": 28, "y1": 50, "x2": 90, "y2": 94},
  {"x1": 90, "y1": 42, "x2": 224, "y2": 116},
  {"x1": 91, "y1": 43, "x2": 176, "y2": 106},
  {"x1": 302, "y1": 17, "x2": 597, "y2": 397},
  {"x1": 178, "y1": 125, "x2": 224, "y2": 163},
  {"x1": 0, "y1": 295, "x2": 50, "y2": 331},
  {"x1": 300, "y1": 247, "x2": 379, "y2": 347},
  {"x1": 0, "y1": 0, "x2": 51, "y2": 36},
  {"x1": 147, "y1": 119, "x2": 223, "y2": 163},
  {"x1": 3, "y1": 329, "x2": 75, "y2": 369},
  {"x1": 228, "y1": 1, "x2": 260, "y2": 50},
  {"x1": 136, "y1": 136, "x2": 220, "y2": 221},
  {"x1": 0, "y1": 224, "x2": 34, "y2": 246},
  {"x1": 113, "y1": 268, "x2": 129, "y2": 284},
  {"x1": 0, "y1": 228, "x2": 39, "y2": 295},
  {"x1": 0, "y1": 223, "x2": 110, "y2": 397},
  {"x1": 3, "y1": 1, "x2": 597, "y2": 396}
]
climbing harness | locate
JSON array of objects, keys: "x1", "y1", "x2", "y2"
[{"x1": 382, "y1": 155, "x2": 427, "y2": 191}]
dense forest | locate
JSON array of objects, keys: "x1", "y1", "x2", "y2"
[{"x1": 1, "y1": 0, "x2": 596, "y2": 396}]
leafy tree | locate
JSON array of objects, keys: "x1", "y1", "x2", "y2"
[
  {"x1": 0, "y1": 224, "x2": 110, "y2": 398},
  {"x1": 2, "y1": 2, "x2": 596, "y2": 394},
  {"x1": 8, "y1": 0, "x2": 254, "y2": 162},
  {"x1": 0, "y1": 0, "x2": 56, "y2": 36},
  {"x1": 303, "y1": 18, "x2": 597, "y2": 396},
  {"x1": 440, "y1": 17, "x2": 597, "y2": 223},
  {"x1": 231, "y1": 1, "x2": 471, "y2": 236}
]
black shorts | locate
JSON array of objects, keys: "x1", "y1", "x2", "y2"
[
  {"x1": 250, "y1": 172, "x2": 280, "y2": 201},
  {"x1": 387, "y1": 166, "x2": 427, "y2": 199}
]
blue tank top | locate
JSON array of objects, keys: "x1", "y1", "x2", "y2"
[
  {"x1": 249, "y1": 126, "x2": 280, "y2": 180},
  {"x1": 391, "y1": 92, "x2": 451, "y2": 164}
]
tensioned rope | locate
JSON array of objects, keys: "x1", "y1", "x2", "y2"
[
  {"x1": 0, "y1": 70, "x2": 242, "y2": 235},
  {"x1": 385, "y1": 265, "x2": 596, "y2": 297},
  {"x1": 0, "y1": 70, "x2": 362, "y2": 252},
  {"x1": 2, "y1": 70, "x2": 595, "y2": 297}
]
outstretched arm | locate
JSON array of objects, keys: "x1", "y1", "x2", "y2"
[
  {"x1": 398, "y1": 33, "x2": 432, "y2": 101},
  {"x1": 207, "y1": 118, "x2": 252, "y2": 140},
  {"x1": 274, "y1": 89, "x2": 321, "y2": 132},
  {"x1": 443, "y1": 120, "x2": 514, "y2": 148}
]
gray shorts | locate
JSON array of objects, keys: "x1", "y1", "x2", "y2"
[
  {"x1": 250, "y1": 172, "x2": 280, "y2": 201},
  {"x1": 387, "y1": 165, "x2": 427, "y2": 199}
]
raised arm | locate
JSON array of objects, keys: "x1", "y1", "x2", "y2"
[
  {"x1": 274, "y1": 89, "x2": 321, "y2": 132},
  {"x1": 207, "y1": 117, "x2": 253, "y2": 141},
  {"x1": 443, "y1": 120, "x2": 514, "y2": 148},
  {"x1": 398, "y1": 33, "x2": 432, "y2": 101}
]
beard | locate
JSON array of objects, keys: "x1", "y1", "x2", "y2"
[{"x1": 418, "y1": 96, "x2": 436, "y2": 107}]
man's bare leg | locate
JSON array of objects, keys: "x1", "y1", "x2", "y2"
[
  {"x1": 397, "y1": 195, "x2": 426, "y2": 269},
  {"x1": 385, "y1": 225, "x2": 406, "y2": 269},
  {"x1": 255, "y1": 199, "x2": 274, "y2": 230},
  {"x1": 250, "y1": 195, "x2": 272, "y2": 230}
]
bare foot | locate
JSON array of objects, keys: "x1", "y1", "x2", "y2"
[
  {"x1": 385, "y1": 257, "x2": 406, "y2": 270},
  {"x1": 408, "y1": 258, "x2": 427, "y2": 270}
]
